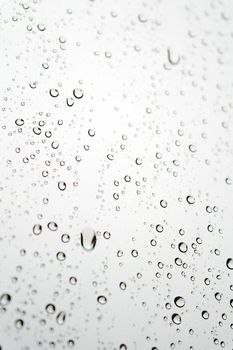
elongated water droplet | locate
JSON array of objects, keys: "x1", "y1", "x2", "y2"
[
  {"x1": 56, "y1": 311, "x2": 66, "y2": 325},
  {"x1": 80, "y1": 227, "x2": 97, "y2": 251}
]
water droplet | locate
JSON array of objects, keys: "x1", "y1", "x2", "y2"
[
  {"x1": 69, "y1": 276, "x2": 77, "y2": 285},
  {"x1": 119, "y1": 282, "x2": 127, "y2": 290},
  {"x1": 80, "y1": 227, "x2": 97, "y2": 251},
  {"x1": 61, "y1": 234, "x2": 70, "y2": 243},
  {"x1": 49, "y1": 89, "x2": 59, "y2": 98},
  {"x1": 202, "y1": 310, "x2": 209, "y2": 320},
  {"x1": 37, "y1": 23, "x2": 46, "y2": 31},
  {"x1": 171, "y1": 313, "x2": 181, "y2": 325},
  {"x1": 33, "y1": 224, "x2": 42, "y2": 235},
  {"x1": 167, "y1": 48, "x2": 180, "y2": 65},
  {"x1": 103, "y1": 231, "x2": 111, "y2": 239},
  {"x1": 58, "y1": 181, "x2": 66, "y2": 191},
  {"x1": 88, "y1": 129, "x2": 95, "y2": 137},
  {"x1": 97, "y1": 295, "x2": 107, "y2": 305},
  {"x1": 174, "y1": 296, "x2": 185, "y2": 308},
  {"x1": 160, "y1": 200, "x2": 167, "y2": 208},
  {"x1": 131, "y1": 249, "x2": 138, "y2": 257},
  {"x1": 45, "y1": 303, "x2": 56, "y2": 314},
  {"x1": 66, "y1": 97, "x2": 74, "y2": 107},
  {"x1": 0, "y1": 293, "x2": 11, "y2": 306},
  {"x1": 178, "y1": 242, "x2": 188, "y2": 253},
  {"x1": 15, "y1": 319, "x2": 24, "y2": 329},
  {"x1": 47, "y1": 222, "x2": 58, "y2": 231},
  {"x1": 15, "y1": 118, "x2": 24, "y2": 126},
  {"x1": 226, "y1": 258, "x2": 233, "y2": 270},
  {"x1": 186, "y1": 195, "x2": 195, "y2": 204},
  {"x1": 56, "y1": 251, "x2": 66, "y2": 261},
  {"x1": 73, "y1": 88, "x2": 83, "y2": 99},
  {"x1": 135, "y1": 158, "x2": 143, "y2": 165}
]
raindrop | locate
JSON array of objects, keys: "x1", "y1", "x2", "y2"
[
  {"x1": 0, "y1": 293, "x2": 11, "y2": 306},
  {"x1": 226, "y1": 258, "x2": 233, "y2": 270},
  {"x1": 49, "y1": 89, "x2": 59, "y2": 97},
  {"x1": 97, "y1": 296, "x2": 107, "y2": 305},
  {"x1": 47, "y1": 222, "x2": 58, "y2": 231},
  {"x1": 186, "y1": 195, "x2": 195, "y2": 204},
  {"x1": 15, "y1": 118, "x2": 24, "y2": 126},
  {"x1": 174, "y1": 296, "x2": 185, "y2": 308},
  {"x1": 135, "y1": 158, "x2": 143, "y2": 165},
  {"x1": 80, "y1": 227, "x2": 97, "y2": 251},
  {"x1": 58, "y1": 181, "x2": 66, "y2": 191},
  {"x1": 15, "y1": 319, "x2": 24, "y2": 329},
  {"x1": 33, "y1": 224, "x2": 42, "y2": 235},
  {"x1": 202, "y1": 310, "x2": 209, "y2": 320},
  {"x1": 178, "y1": 242, "x2": 188, "y2": 253},
  {"x1": 66, "y1": 97, "x2": 74, "y2": 107},
  {"x1": 56, "y1": 311, "x2": 66, "y2": 325},
  {"x1": 171, "y1": 313, "x2": 181, "y2": 325},
  {"x1": 73, "y1": 88, "x2": 83, "y2": 99},
  {"x1": 56, "y1": 251, "x2": 66, "y2": 261},
  {"x1": 45, "y1": 303, "x2": 56, "y2": 314},
  {"x1": 167, "y1": 48, "x2": 180, "y2": 65}
]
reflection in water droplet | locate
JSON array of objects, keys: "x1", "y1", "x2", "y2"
[{"x1": 80, "y1": 227, "x2": 97, "y2": 251}]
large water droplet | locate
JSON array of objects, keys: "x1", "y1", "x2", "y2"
[
  {"x1": 97, "y1": 295, "x2": 107, "y2": 305},
  {"x1": 80, "y1": 227, "x2": 97, "y2": 251},
  {"x1": 171, "y1": 313, "x2": 181, "y2": 325},
  {"x1": 33, "y1": 224, "x2": 42, "y2": 235},
  {"x1": 174, "y1": 296, "x2": 185, "y2": 308},
  {"x1": 226, "y1": 258, "x2": 233, "y2": 270},
  {"x1": 0, "y1": 293, "x2": 11, "y2": 306},
  {"x1": 45, "y1": 303, "x2": 56, "y2": 314}
]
